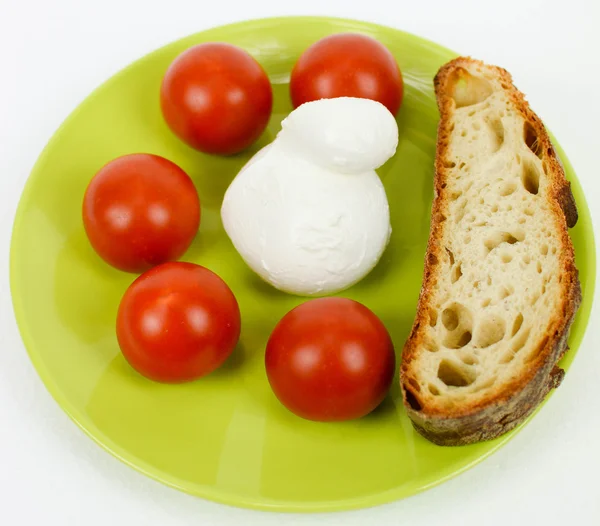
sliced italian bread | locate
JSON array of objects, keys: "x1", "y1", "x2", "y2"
[{"x1": 400, "y1": 57, "x2": 581, "y2": 446}]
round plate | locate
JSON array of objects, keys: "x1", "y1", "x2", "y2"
[{"x1": 10, "y1": 16, "x2": 596, "y2": 512}]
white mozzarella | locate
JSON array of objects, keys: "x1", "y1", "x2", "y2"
[{"x1": 221, "y1": 97, "x2": 397, "y2": 296}]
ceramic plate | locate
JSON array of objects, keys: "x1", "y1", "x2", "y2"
[{"x1": 10, "y1": 16, "x2": 596, "y2": 512}]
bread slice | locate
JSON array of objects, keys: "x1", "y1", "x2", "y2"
[{"x1": 400, "y1": 57, "x2": 581, "y2": 446}]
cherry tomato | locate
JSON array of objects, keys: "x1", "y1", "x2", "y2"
[
  {"x1": 265, "y1": 297, "x2": 395, "y2": 421},
  {"x1": 83, "y1": 154, "x2": 200, "y2": 273},
  {"x1": 160, "y1": 42, "x2": 273, "y2": 155},
  {"x1": 117, "y1": 262, "x2": 241, "y2": 383},
  {"x1": 290, "y1": 33, "x2": 403, "y2": 115}
]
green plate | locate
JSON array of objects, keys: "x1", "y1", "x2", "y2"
[{"x1": 10, "y1": 16, "x2": 596, "y2": 512}]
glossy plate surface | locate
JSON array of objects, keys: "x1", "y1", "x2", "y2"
[{"x1": 10, "y1": 16, "x2": 596, "y2": 512}]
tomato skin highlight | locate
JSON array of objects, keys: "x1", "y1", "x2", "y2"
[
  {"x1": 116, "y1": 262, "x2": 241, "y2": 383},
  {"x1": 82, "y1": 154, "x2": 200, "y2": 273},
  {"x1": 290, "y1": 33, "x2": 403, "y2": 116},
  {"x1": 265, "y1": 297, "x2": 395, "y2": 422},
  {"x1": 160, "y1": 42, "x2": 273, "y2": 155}
]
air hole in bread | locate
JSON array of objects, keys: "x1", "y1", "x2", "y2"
[
  {"x1": 540, "y1": 244, "x2": 548, "y2": 256},
  {"x1": 524, "y1": 121, "x2": 544, "y2": 158},
  {"x1": 518, "y1": 217, "x2": 526, "y2": 224},
  {"x1": 424, "y1": 338, "x2": 439, "y2": 352},
  {"x1": 536, "y1": 261, "x2": 543, "y2": 274},
  {"x1": 511, "y1": 327, "x2": 531, "y2": 352},
  {"x1": 445, "y1": 330, "x2": 472, "y2": 349},
  {"x1": 450, "y1": 68, "x2": 494, "y2": 108},
  {"x1": 487, "y1": 117, "x2": 505, "y2": 152},
  {"x1": 475, "y1": 315, "x2": 506, "y2": 347},
  {"x1": 472, "y1": 122, "x2": 481, "y2": 131},
  {"x1": 437, "y1": 360, "x2": 475, "y2": 387},
  {"x1": 445, "y1": 160, "x2": 456, "y2": 168},
  {"x1": 511, "y1": 313, "x2": 524, "y2": 336},
  {"x1": 459, "y1": 162, "x2": 467, "y2": 170},
  {"x1": 442, "y1": 308, "x2": 459, "y2": 331},
  {"x1": 451, "y1": 263, "x2": 463, "y2": 284},
  {"x1": 523, "y1": 254, "x2": 531, "y2": 264},
  {"x1": 408, "y1": 377, "x2": 421, "y2": 392},
  {"x1": 501, "y1": 253, "x2": 513, "y2": 264},
  {"x1": 530, "y1": 292, "x2": 540, "y2": 305},
  {"x1": 484, "y1": 231, "x2": 522, "y2": 254},
  {"x1": 491, "y1": 204, "x2": 499, "y2": 213},
  {"x1": 551, "y1": 246, "x2": 557, "y2": 254},
  {"x1": 428, "y1": 308, "x2": 438, "y2": 327},
  {"x1": 522, "y1": 210, "x2": 534, "y2": 219},
  {"x1": 500, "y1": 181, "x2": 517, "y2": 196},
  {"x1": 510, "y1": 230, "x2": 525, "y2": 242},
  {"x1": 516, "y1": 154, "x2": 521, "y2": 164},
  {"x1": 482, "y1": 298, "x2": 492, "y2": 308},
  {"x1": 441, "y1": 304, "x2": 474, "y2": 348},
  {"x1": 460, "y1": 353, "x2": 478, "y2": 366},
  {"x1": 522, "y1": 160, "x2": 540, "y2": 194},
  {"x1": 445, "y1": 248, "x2": 455, "y2": 265},
  {"x1": 464, "y1": 235, "x2": 471, "y2": 244},
  {"x1": 461, "y1": 130, "x2": 467, "y2": 137},
  {"x1": 429, "y1": 253, "x2": 439, "y2": 266},
  {"x1": 405, "y1": 389, "x2": 422, "y2": 411},
  {"x1": 428, "y1": 384, "x2": 440, "y2": 396},
  {"x1": 486, "y1": 276, "x2": 492, "y2": 286},
  {"x1": 499, "y1": 285, "x2": 513, "y2": 299}
]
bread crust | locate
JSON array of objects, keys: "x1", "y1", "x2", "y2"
[{"x1": 400, "y1": 57, "x2": 582, "y2": 446}]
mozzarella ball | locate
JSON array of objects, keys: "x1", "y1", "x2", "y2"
[{"x1": 221, "y1": 97, "x2": 397, "y2": 296}]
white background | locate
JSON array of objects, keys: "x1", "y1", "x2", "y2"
[{"x1": 1, "y1": 0, "x2": 599, "y2": 524}]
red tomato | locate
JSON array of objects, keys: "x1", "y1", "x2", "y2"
[
  {"x1": 83, "y1": 154, "x2": 200, "y2": 273},
  {"x1": 290, "y1": 33, "x2": 403, "y2": 115},
  {"x1": 265, "y1": 298, "x2": 395, "y2": 422},
  {"x1": 117, "y1": 262, "x2": 241, "y2": 383},
  {"x1": 160, "y1": 43, "x2": 273, "y2": 155}
]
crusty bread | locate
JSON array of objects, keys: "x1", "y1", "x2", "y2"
[{"x1": 400, "y1": 57, "x2": 581, "y2": 446}]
